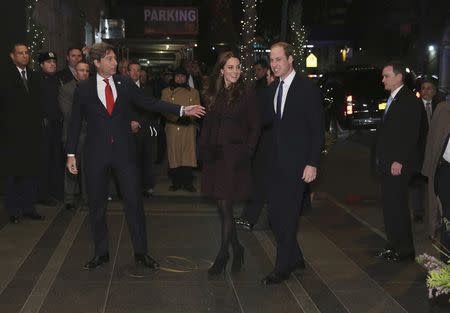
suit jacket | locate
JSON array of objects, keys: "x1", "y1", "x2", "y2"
[
  {"x1": 376, "y1": 86, "x2": 423, "y2": 174},
  {"x1": 267, "y1": 73, "x2": 325, "y2": 182},
  {"x1": 66, "y1": 75, "x2": 181, "y2": 166},
  {"x1": 0, "y1": 62, "x2": 43, "y2": 176},
  {"x1": 131, "y1": 83, "x2": 159, "y2": 134},
  {"x1": 57, "y1": 66, "x2": 76, "y2": 85}
]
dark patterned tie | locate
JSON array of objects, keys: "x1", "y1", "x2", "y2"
[
  {"x1": 276, "y1": 80, "x2": 284, "y2": 120},
  {"x1": 21, "y1": 70, "x2": 28, "y2": 92}
]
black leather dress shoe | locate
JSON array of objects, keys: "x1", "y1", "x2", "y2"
[
  {"x1": 234, "y1": 217, "x2": 254, "y2": 232},
  {"x1": 134, "y1": 254, "x2": 160, "y2": 270},
  {"x1": 183, "y1": 185, "x2": 197, "y2": 193},
  {"x1": 65, "y1": 203, "x2": 76, "y2": 210},
  {"x1": 83, "y1": 255, "x2": 110, "y2": 270},
  {"x1": 23, "y1": 211, "x2": 44, "y2": 220},
  {"x1": 9, "y1": 216, "x2": 20, "y2": 224},
  {"x1": 386, "y1": 252, "x2": 415, "y2": 263},
  {"x1": 413, "y1": 215, "x2": 424, "y2": 223},
  {"x1": 261, "y1": 271, "x2": 290, "y2": 285},
  {"x1": 168, "y1": 185, "x2": 181, "y2": 191},
  {"x1": 374, "y1": 249, "x2": 394, "y2": 259}
]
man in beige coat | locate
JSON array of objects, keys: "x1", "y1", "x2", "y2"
[
  {"x1": 422, "y1": 101, "x2": 450, "y2": 260},
  {"x1": 161, "y1": 67, "x2": 199, "y2": 192}
]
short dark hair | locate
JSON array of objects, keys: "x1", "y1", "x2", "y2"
[
  {"x1": 127, "y1": 60, "x2": 140, "y2": 71},
  {"x1": 66, "y1": 47, "x2": 82, "y2": 55},
  {"x1": 254, "y1": 59, "x2": 268, "y2": 68},
  {"x1": 11, "y1": 43, "x2": 28, "y2": 53},
  {"x1": 89, "y1": 43, "x2": 115, "y2": 63},
  {"x1": 271, "y1": 42, "x2": 294, "y2": 59},
  {"x1": 384, "y1": 61, "x2": 407, "y2": 82},
  {"x1": 420, "y1": 77, "x2": 437, "y2": 90}
]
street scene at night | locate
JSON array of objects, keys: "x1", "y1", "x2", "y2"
[{"x1": 1, "y1": 0, "x2": 450, "y2": 312}]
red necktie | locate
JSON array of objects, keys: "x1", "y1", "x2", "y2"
[{"x1": 103, "y1": 78, "x2": 114, "y2": 115}]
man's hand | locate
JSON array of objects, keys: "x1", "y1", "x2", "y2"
[
  {"x1": 131, "y1": 121, "x2": 141, "y2": 133},
  {"x1": 183, "y1": 105, "x2": 206, "y2": 118},
  {"x1": 67, "y1": 156, "x2": 78, "y2": 175},
  {"x1": 302, "y1": 165, "x2": 317, "y2": 183},
  {"x1": 391, "y1": 161, "x2": 403, "y2": 176}
]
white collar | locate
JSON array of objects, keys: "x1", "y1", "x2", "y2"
[
  {"x1": 280, "y1": 69, "x2": 296, "y2": 86},
  {"x1": 390, "y1": 84, "x2": 404, "y2": 99},
  {"x1": 97, "y1": 73, "x2": 112, "y2": 83}
]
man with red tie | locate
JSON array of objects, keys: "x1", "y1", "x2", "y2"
[{"x1": 66, "y1": 43, "x2": 205, "y2": 270}]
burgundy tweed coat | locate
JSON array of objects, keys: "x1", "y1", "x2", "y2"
[{"x1": 200, "y1": 87, "x2": 261, "y2": 200}]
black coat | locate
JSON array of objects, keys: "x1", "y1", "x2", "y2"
[
  {"x1": 39, "y1": 72, "x2": 62, "y2": 121},
  {"x1": 376, "y1": 86, "x2": 423, "y2": 174},
  {"x1": 66, "y1": 75, "x2": 181, "y2": 166},
  {"x1": 267, "y1": 74, "x2": 325, "y2": 183},
  {"x1": 57, "y1": 67, "x2": 76, "y2": 85},
  {"x1": 0, "y1": 62, "x2": 43, "y2": 176}
]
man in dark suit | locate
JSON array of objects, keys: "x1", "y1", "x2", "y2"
[
  {"x1": 59, "y1": 61, "x2": 90, "y2": 210},
  {"x1": 57, "y1": 47, "x2": 83, "y2": 85},
  {"x1": 409, "y1": 78, "x2": 437, "y2": 222},
  {"x1": 66, "y1": 43, "x2": 204, "y2": 270},
  {"x1": 128, "y1": 61, "x2": 158, "y2": 197},
  {"x1": 375, "y1": 61, "x2": 423, "y2": 263},
  {"x1": 262, "y1": 42, "x2": 324, "y2": 285},
  {"x1": 0, "y1": 43, "x2": 44, "y2": 223}
]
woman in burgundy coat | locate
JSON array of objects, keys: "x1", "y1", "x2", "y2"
[{"x1": 200, "y1": 51, "x2": 261, "y2": 275}]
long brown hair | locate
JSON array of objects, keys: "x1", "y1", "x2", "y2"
[{"x1": 206, "y1": 51, "x2": 245, "y2": 109}]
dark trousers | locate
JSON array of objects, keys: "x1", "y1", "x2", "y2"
[
  {"x1": 39, "y1": 120, "x2": 64, "y2": 201},
  {"x1": 86, "y1": 150, "x2": 147, "y2": 257},
  {"x1": 436, "y1": 162, "x2": 450, "y2": 261},
  {"x1": 136, "y1": 131, "x2": 156, "y2": 191},
  {"x1": 4, "y1": 176, "x2": 38, "y2": 217},
  {"x1": 381, "y1": 172, "x2": 415, "y2": 256},
  {"x1": 268, "y1": 174, "x2": 305, "y2": 274}
]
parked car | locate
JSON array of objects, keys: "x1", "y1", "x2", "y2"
[{"x1": 318, "y1": 66, "x2": 388, "y2": 134}]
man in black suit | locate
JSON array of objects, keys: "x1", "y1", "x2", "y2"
[
  {"x1": 66, "y1": 43, "x2": 205, "y2": 270},
  {"x1": 0, "y1": 43, "x2": 44, "y2": 223},
  {"x1": 409, "y1": 78, "x2": 437, "y2": 222},
  {"x1": 128, "y1": 61, "x2": 158, "y2": 197},
  {"x1": 375, "y1": 61, "x2": 423, "y2": 263},
  {"x1": 57, "y1": 47, "x2": 83, "y2": 85},
  {"x1": 262, "y1": 42, "x2": 324, "y2": 285}
]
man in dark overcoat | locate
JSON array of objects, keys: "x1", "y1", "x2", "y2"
[{"x1": 0, "y1": 43, "x2": 44, "y2": 223}]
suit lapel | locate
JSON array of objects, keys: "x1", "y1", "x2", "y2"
[
  {"x1": 282, "y1": 74, "x2": 297, "y2": 121},
  {"x1": 383, "y1": 86, "x2": 405, "y2": 122},
  {"x1": 91, "y1": 76, "x2": 109, "y2": 117},
  {"x1": 111, "y1": 75, "x2": 123, "y2": 116}
]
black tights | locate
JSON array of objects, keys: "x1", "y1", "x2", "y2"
[{"x1": 217, "y1": 200, "x2": 240, "y2": 254}]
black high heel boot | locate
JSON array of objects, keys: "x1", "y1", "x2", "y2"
[
  {"x1": 231, "y1": 245, "x2": 244, "y2": 273},
  {"x1": 208, "y1": 250, "x2": 229, "y2": 276}
]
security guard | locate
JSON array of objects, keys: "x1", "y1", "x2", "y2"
[{"x1": 37, "y1": 51, "x2": 64, "y2": 205}]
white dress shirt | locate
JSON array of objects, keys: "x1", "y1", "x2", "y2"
[
  {"x1": 17, "y1": 66, "x2": 27, "y2": 79},
  {"x1": 188, "y1": 74, "x2": 195, "y2": 88},
  {"x1": 273, "y1": 69, "x2": 296, "y2": 118},
  {"x1": 97, "y1": 74, "x2": 117, "y2": 108},
  {"x1": 443, "y1": 139, "x2": 450, "y2": 163}
]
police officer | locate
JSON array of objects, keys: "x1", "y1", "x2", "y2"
[{"x1": 37, "y1": 51, "x2": 64, "y2": 205}]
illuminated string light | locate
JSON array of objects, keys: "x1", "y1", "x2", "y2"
[
  {"x1": 289, "y1": 2, "x2": 307, "y2": 72},
  {"x1": 26, "y1": 0, "x2": 46, "y2": 68},
  {"x1": 240, "y1": 0, "x2": 258, "y2": 81}
]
